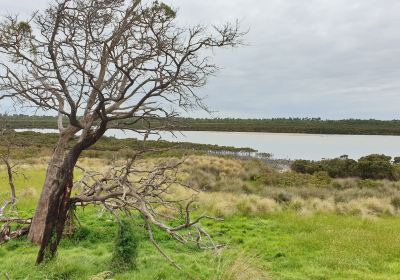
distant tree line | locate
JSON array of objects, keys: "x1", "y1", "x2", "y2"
[
  {"x1": 2, "y1": 114, "x2": 400, "y2": 135},
  {"x1": 291, "y1": 154, "x2": 400, "y2": 180},
  {"x1": 0, "y1": 131, "x2": 255, "y2": 160}
]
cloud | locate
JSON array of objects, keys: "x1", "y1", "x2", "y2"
[{"x1": 1, "y1": 0, "x2": 400, "y2": 119}]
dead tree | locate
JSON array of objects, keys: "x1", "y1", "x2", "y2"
[
  {"x1": 0, "y1": 153, "x2": 221, "y2": 266},
  {"x1": 0, "y1": 0, "x2": 243, "y2": 263},
  {"x1": 71, "y1": 153, "x2": 220, "y2": 269}
]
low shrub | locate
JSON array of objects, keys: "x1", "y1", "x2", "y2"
[
  {"x1": 391, "y1": 196, "x2": 400, "y2": 209},
  {"x1": 292, "y1": 154, "x2": 398, "y2": 180},
  {"x1": 262, "y1": 171, "x2": 331, "y2": 188},
  {"x1": 291, "y1": 157, "x2": 357, "y2": 178},
  {"x1": 357, "y1": 179, "x2": 382, "y2": 189},
  {"x1": 111, "y1": 219, "x2": 139, "y2": 272},
  {"x1": 357, "y1": 154, "x2": 394, "y2": 180}
]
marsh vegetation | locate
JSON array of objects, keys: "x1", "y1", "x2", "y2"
[{"x1": 1, "y1": 136, "x2": 400, "y2": 279}]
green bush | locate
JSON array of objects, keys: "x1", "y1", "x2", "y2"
[
  {"x1": 391, "y1": 197, "x2": 400, "y2": 209},
  {"x1": 70, "y1": 226, "x2": 91, "y2": 244},
  {"x1": 321, "y1": 158, "x2": 358, "y2": 178},
  {"x1": 111, "y1": 219, "x2": 139, "y2": 272},
  {"x1": 357, "y1": 179, "x2": 382, "y2": 189},
  {"x1": 291, "y1": 160, "x2": 322, "y2": 174},
  {"x1": 393, "y1": 165, "x2": 400, "y2": 181},
  {"x1": 292, "y1": 154, "x2": 397, "y2": 180},
  {"x1": 291, "y1": 158, "x2": 357, "y2": 178},
  {"x1": 263, "y1": 170, "x2": 331, "y2": 188},
  {"x1": 357, "y1": 154, "x2": 394, "y2": 180}
]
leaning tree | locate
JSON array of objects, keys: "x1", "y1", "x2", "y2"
[{"x1": 0, "y1": 0, "x2": 242, "y2": 263}]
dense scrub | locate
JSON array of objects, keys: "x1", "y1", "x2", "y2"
[
  {"x1": 4, "y1": 114, "x2": 400, "y2": 135},
  {"x1": 292, "y1": 154, "x2": 400, "y2": 180},
  {"x1": 181, "y1": 156, "x2": 400, "y2": 217}
]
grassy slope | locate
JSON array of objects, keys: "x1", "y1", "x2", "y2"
[{"x1": 1, "y1": 163, "x2": 400, "y2": 279}]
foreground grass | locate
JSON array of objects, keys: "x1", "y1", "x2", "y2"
[
  {"x1": 1, "y1": 211, "x2": 400, "y2": 280},
  {"x1": 1, "y1": 158, "x2": 400, "y2": 279}
]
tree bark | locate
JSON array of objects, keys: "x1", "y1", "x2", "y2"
[
  {"x1": 28, "y1": 123, "x2": 107, "y2": 264},
  {"x1": 27, "y1": 133, "x2": 73, "y2": 245},
  {"x1": 35, "y1": 153, "x2": 78, "y2": 263}
]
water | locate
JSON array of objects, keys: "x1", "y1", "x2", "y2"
[{"x1": 15, "y1": 129, "x2": 400, "y2": 160}]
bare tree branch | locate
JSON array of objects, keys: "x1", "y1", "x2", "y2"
[
  {"x1": 0, "y1": 0, "x2": 243, "y2": 264},
  {"x1": 71, "y1": 153, "x2": 221, "y2": 257}
]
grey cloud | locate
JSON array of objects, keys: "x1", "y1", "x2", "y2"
[{"x1": 1, "y1": 0, "x2": 400, "y2": 119}]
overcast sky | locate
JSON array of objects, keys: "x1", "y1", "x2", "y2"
[{"x1": 1, "y1": 0, "x2": 400, "y2": 119}]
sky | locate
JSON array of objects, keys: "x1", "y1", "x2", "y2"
[{"x1": 1, "y1": 0, "x2": 400, "y2": 119}]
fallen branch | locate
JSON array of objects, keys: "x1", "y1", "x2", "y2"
[
  {"x1": 71, "y1": 154, "x2": 221, "y2": 268},
  {"x1": 0, "y1": 217, "x2": 32, "y2": 225},
  {"x1": 0, "y1": 223, "x2": 30, "y2": 244}
]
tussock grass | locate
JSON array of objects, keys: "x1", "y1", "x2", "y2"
[
  {"x1": 196, "y1": 192, "x2": 281, "y2": 217},
  {"x1": 3, "y1": 155, "x2": 400, "y2": 219},
  {"x1": 178, "y1": 155, "x2": 400, "y2": 218}
]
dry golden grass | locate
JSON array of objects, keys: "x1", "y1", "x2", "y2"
[
  {"x1": 196, "y1": 192, "x2": 280, "y2": 217},
  {"x1": 3, "y1": 155, "x2": 400, "y2": 219},
  {"x1": 336, "y1": 197, "x2": 396, "y2": 217}
]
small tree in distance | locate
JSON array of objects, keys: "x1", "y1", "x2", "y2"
[{"x1": 0, "y1": 0, "x2": 243, "y2": 263}]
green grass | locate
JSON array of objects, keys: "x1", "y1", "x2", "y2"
[
  {"x1": 1, "y1": 211, "x2": 400, "y2": 279},
  {"x1": 2, "y1": 164, "x2": 400, "y2": 279}
]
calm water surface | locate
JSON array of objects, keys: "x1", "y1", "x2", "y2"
[{"x1": 16, "y1": 129, "x2": 400, "y2": 160}]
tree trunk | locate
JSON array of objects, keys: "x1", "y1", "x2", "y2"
[
  {"x1": 29, "y1": 135, "x2": 82, "y2": 263},
  {"x1": 28, "y1": 123, "x2": 107, "y2": 264},
  {"x1": 27, "y1": 134, "x2": 72, "y2": 245},
  {"x1": 35, "y1": 154, "x2": 76, "y2": 264}
]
